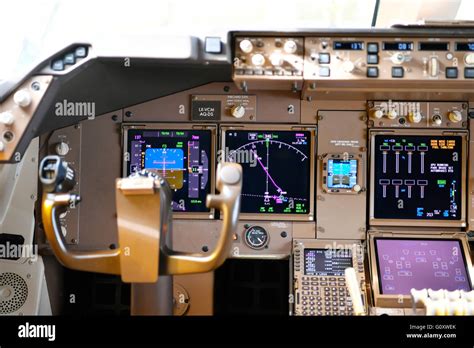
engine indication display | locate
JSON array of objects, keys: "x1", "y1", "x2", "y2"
[
  {"x1": 224, "y1": 129, "x2": 312, "y2": 216},
  {"x1": 126, "y1": 128, "x2": 212, "y2": 213},
  {"x1": 327, "y1": 159, "x2": 358, "y2": 189},
  {"x1": 373, "y1": 134, "x2": 463, "y2": 220}
]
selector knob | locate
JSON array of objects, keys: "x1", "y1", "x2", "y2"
[
  {"x1": 432, "y1": 114, "x2": 443, "y2": 125},
  {"x1": 239, "y1": 39, "x2": 253, "y2": 53},
  {"x1": 448, "y1": 110, "x2": 463, "y2": 123},
  {"x1": 429, "y1": 57, "x2": 439, "y2": 77},
  {"x1": 387, "y1": 110, "x2": 398, "y2": 120},
  {"x1": 251, "y1": 53, "x2": 265, "y2": 66},
  {"x1": 0, "y1": 111, "x2": 15, "y2": 125},
  {"x1": 231, "y1": 105, "x2": 246, "y2": 119},
  {"x1": 408, "y1": 111, "x2": 422, "y2": 123},
  {"x1": 270, "y1": 53, "x2": 283, "y2": 66},
  {"x1": 55, "y1": 141, "x2": 70, "y2": 156},
  {"x1": 391, "y1": 53, "x2": 405, "y2": 65},
  {"x1": 342, "y1": 60, "x2": 355, "y2": 73},
  {"x1": 13, "y1": 89, "x2": 31, "y2": 107},
  {"x1": 283, "y1": 40, "x2": 298, "y2": 54},
  {"x1": 371, "y1": 109, "x2": 384, "y2": 119},
  {"x1": 465, "y1": 53, "x2": 474, "y2": 65},
  {"x1": 353, "y1": 184, "x2": 362, "y2": 193}
]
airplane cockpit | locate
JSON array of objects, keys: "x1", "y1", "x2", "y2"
[{"x1": 2, "y1": 0, "x2": 474, "y2": 344}]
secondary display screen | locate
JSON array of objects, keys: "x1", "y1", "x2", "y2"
[
  {"x1": 333, "y1": 41, "x2": 364, "y2": 50},
  {"x1": 373, "y1": 135, "x2": 462, "y2": 220},
  {"x1": 327, "y1": 159, "x2": 357, "y2": 189},
  {"x1": 375, "y1": 238, "x2": 471, "y2": 295},
  {"x1": 382, "y1": 42, "x2": 413, "y2": 51},
  {"x1": 126, "y1": 129, "x2": 212, "y2": 212},
  {"x1": 418, "y1": 42, "x2": 449, "y2": 51},
  {"x1": 455, "y1": 42, "x2": 474, "y2": 51},
  {"x1": 224, "y1": 130, "x2": 311, "y2": 215},
  {"x1": 304, "y1": 249, "x2": 353, "y2": 276}
]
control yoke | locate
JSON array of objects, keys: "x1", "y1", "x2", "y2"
[{"x1": 39, "y1": 155, "x2": 242, "y2": 282}]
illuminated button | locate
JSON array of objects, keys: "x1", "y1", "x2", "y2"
[
  {"x1": 391, "y1": 67, "x2": 404, "y2": 78},
  {"x1": 51, "y1": 59, "x2": 64, "y2": 71},
  {"x1": 367, "y1": 42, "x2": 379, "y2": 53},
  {"x1": 13, "y1": 89, "x2": 31, "y2": 107},
  {"x1": 0, "y1": 111, "x2": 14, "y2": 125},
  {"x1": 464, "y1": 68, "x2": 474, "y2": 78},
  {"x1": 318, "y1": 53, "x2": 330, "y2": 64},
  {"x1": 75, "y1": 46, "x2": 88, "y2": 58},
  {"x1": 367, "y1": 54, "x2": 378, "y2": 64},
  {"x1": 446, "y1": 67, "x2": 458, "y2": 79},
  {"x1": 448, "y1": 110, "x2": 463, "y2": 123},
  {"x1": 64, "y1": 53, "x2": 76, "y2": 65},
  {"x1": 319, "y1": 67, "x2": 330, "y2": 77},
  {"x1": 205, "y1": 37, "x2": 222, "y2": 54},
  {"x1": 367, "y1": 67, "x2": 378, "y2": 78},
  {"x1": 284, "y1": 40, "x2": 298, "y2": 54},
  {"x1": 353, "y1": 184, "x2": 361, "y2": 193},
  {"x1": 251, "y1": 54, "x2": 265, "y2": 66},
  {"x1": 239, "y1": 39, "x2": 253, "y2": 53}
]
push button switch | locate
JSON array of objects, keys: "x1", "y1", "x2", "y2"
[{"x1": 392, "y1": 66, "x2": 404, "y2": 78}]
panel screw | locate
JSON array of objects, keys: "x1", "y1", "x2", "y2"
[
  {"x1": 125, "y1": 111, "x2": 133, "y2": 118},
  {"x1": 31, "y1": 82, "x2": 41, "y2": 91}
]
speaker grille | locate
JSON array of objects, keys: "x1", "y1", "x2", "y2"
[{"x1": 0, "y1": 272, "x2": 28, "y2": 314}]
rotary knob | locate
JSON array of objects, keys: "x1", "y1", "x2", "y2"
[
  {"x1": 465, "y1": 53, "x2": 474, "y2": 65},
  {"x1": 0, "y1": 111, "x2": 14, "y2": 125},
  {"x1": 283, "y1": 40, "x2": 298, "y2": 54},
  {"x1": 239, "y1": 39, "x2": 253, "y2": 53},
  {"x1": 353, "y1": 184, "x2": 362, "y2": 193},
  {"x1": 391, "y1": 53, "x2": 405, "y2": 65},
  {"x1": 342, "y1": 60, "x2": 355, "y2": 73},
  {"x1": 432, "y1": 114, "x2": 443, "y2": 125},
  {"x1": 386, "y1": 110, "x2": 398, "y2": 120},
  {"x1": 448, "y1": 110, "x2": 463, "y2": 123},
  {"x1": 408, "y1": 111, "x2": 422, "y2": 123},
  {"x1": 13, "y1": 89, "x2": 31, "y2": 107},
  {"x1": 251, "y1": 53, "x2": 265, "y2": 66},
  {"x1": 270, "y1": 53, "x2": 283, "y2": 66},
  {"x1": 55, "y1": 141, "x2": 70, "y2": 156},
  {"x1": 231, "y1": 105, "x2": 246, "y2": 119},
  {"x1": 371, "y1": 109, "x2": 384, "y2": 119}
]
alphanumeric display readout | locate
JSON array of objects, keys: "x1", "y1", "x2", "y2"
[
  {"x1": 304, "y1": 249, "x2": 353, "y2": 276},
  {"x1": 373, "y1": 135, "x2": 462, "y2": 220},
  {"x1": 225, "y1": 130, "x2": 311, "y2": 215},
  {"x1": 126, "y1": 129, "x2": 212, "y2": 213}
]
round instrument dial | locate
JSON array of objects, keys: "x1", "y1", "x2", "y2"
[{"x1": 244, "y1": 226, "x2": 269, "y2": 249}]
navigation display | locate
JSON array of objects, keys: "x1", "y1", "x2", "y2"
[
  {"x1": 373, "y1": 135, "x2": 462, "y2": 220},
  {"x1": 126, "y1": 129, "x2": 212, "y2": 213},
  {"x1": 327, "y1": 159, "x2": 358, "y2": 189},
  {"x1": 375, "y1": 238, "x2": 471, "y2": 295},
  {"x1": 224, "y1": 130, "x2": 312, "y2": 215},
  {"x1": 304, "y1": 249, "x2": 353, "y2": 276}
]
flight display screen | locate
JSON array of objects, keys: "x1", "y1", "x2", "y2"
[
  {"x1": 327, "y1": 159, "x2": 358, "y2": 189},
  {"x1": 224, "y1": 130, "x2": 311, "y2": 215},
  {"x1": 304, "y1": 248, "x2": 353, "y2": 276},
  {"x1": 373, "y1": 135, "x2": 462, "y2": 220},
  {"x1": 126, "y1": 129, "x2": 212, "y2": 212},
  {"x1": 375, "y1": 238, "x2": 471, "y2": 295}
]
